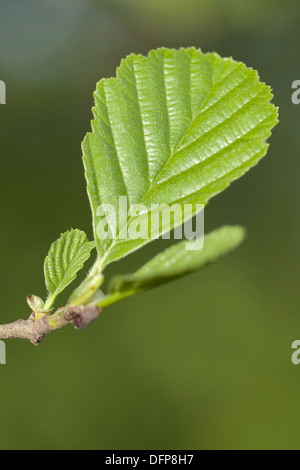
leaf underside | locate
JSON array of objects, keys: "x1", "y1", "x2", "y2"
[
  {"x1": 83, "y1": 47, "x2": 278, "y2": 268},
  {"x1": 108, "y1": 226, "x2": 245, "y2": 298},
  {"x1": 44, "y1": 229, "x2": 95, "y2": 307}
]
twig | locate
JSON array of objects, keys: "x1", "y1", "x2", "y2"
[{"x1": 0, "y1": 305, "x2": 101, "y2": 345}]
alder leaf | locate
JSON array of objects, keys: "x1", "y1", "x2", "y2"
[
  {"x1": 102, "y1": 226, "x2": 245, "y2": 305},
  {"x1": 44, "y1": 229, "x2": 95, "y2": 309},
  {"x1": 83, "y1": 47, "x2": 278, "y2": 269}
]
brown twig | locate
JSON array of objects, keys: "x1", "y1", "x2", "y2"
[{"x1": 0, "y1": 305, "x2": 101, "y2": 345}]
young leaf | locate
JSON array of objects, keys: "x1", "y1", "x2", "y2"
[
  {"x1": 44, "y1": 229, "x2": 95, "y2": 309},
  {"x1": 100, "y1": 226, "x2": 245, "y2": 306},
  {"x1": 83, "y1": 47, "x2": 278, "y2": 269}
]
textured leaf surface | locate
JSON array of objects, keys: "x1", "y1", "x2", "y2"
[
  {"x1": 107, "y1": 226, "x2": 245, "y2": 301},
  {"x1": 83, "y1": 48, "x2": 278, "y2": 268},
  {"x1": 44, "y1": 229, "x2": 95, "y2": 308}
]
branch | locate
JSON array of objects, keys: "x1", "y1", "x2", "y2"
[{"x1": 0, "y1": 305, "x2": 102, "y2": 345}]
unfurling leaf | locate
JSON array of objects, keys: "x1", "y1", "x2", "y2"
[
  {"x1": 44, "y1": 229, "x2": 95, "y2": 309},
  {"x1": 83, "y1": 47, "x2": 278, "y2": 269},
  {"x1": 103, "y1": 226, "x2": 245, "y2": 304}
]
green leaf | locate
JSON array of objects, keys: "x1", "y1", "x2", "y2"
[
  {"x1": 44, "y1": 229, "x2": 95, "y2": 309},
  {"x1": 83, "y1": 47, "x2": 278, "y2": 269},
  {"x1": 101, "y1": 225, "x2": 245, "y2": 306}
]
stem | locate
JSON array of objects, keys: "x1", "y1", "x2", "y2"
[
  {"x1": 43, "y1": 294, "x2": 56, "y2": 311},
  {"x1": 68, "y1": 259, "x2": 104, "y2": 306},
  {"x1": 97, "y1": 289, "x2": 136, "y2": 308},
  {"x1": 0, "y1": 305, "x2": 101, "y2": 345}
]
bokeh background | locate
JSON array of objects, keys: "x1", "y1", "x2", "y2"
[{"x1": 0, "y1": 0, "x2": 299, "y2": 450}]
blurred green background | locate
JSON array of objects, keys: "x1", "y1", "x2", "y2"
[{"x1": 0, "y1": 0, "x2": 300, "y2": 450}]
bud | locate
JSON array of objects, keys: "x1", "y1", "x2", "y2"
[
  {"x1": 27, "y1": 295, "x2": 52, "y2": 322},
  {"x1": 27, "y1": 295, "x2": 45, "y2": 312}
]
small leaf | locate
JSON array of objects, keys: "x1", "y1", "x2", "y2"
[
  {"x1": 107, "y1": 226, "x2": 245, "y2": 301},
  {"x1": 83, "y1": 47, "x2": 278, "y2": 269},
  {"x1": 44, "y1": 229, "x2": 95, "y2": 309}
]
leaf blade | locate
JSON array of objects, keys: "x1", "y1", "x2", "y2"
[
  {"x1": 44, "y1": 229, "x2": 95, "y2": 308},
  {"x1": 83, "y1": 48, "x2": 278, "y2": 267},
  {"x1": 108, "y1": 225, "x2": 246, "y2": 299}
]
